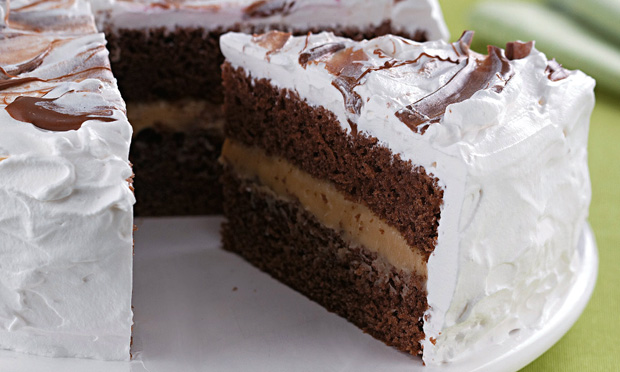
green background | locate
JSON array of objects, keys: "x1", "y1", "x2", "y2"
[{"x1": 438, "y1": 0, "x2": 620, "y2": 370}]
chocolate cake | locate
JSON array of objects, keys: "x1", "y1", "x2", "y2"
[
  {"x1": 0, "y1": 0, "x2": 596, "y2": 365},
  {"x1": 89, "y1": 0, "x2": 449, "y2": 216},
  {"x1": 219, "y1": 30, "x2": 595, "y2": 364}
]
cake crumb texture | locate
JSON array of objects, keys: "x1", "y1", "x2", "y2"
[
  {"x1": 222, "y1": 63, "x2": 444, "y2": 258},
  {"x1": 130, "y1": 125, "x2": 224, "y2": 216},
  {"x1": 221, "y1": 169, "x2": 428, "y2": 355}
]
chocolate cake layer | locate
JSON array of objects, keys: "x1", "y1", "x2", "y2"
[
  {"x1": 105, "y1": 27, "x2": 225, "y2": 103},
  {"x1": 222, "y1": 63, "x2": 443, "y2": 257},
  {"x1": 130, "y1": 125, "x2": 223, "y2": 216},
  {"x1": 104, "y1": 21, "x2": 427, "y2": 103},
  {"x1": 221, "y1": 168, "x2": 427, "y2": 355}
]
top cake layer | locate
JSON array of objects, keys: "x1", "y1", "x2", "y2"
[
  {"x1": 220, "y1": 30, "x2": 593, "y2": 179},
  {"x1": 0, "y1": 2, "x2": 134, "y2": 360},
  {"x1": 91, "y1": 0, "x2": 448, "y2": 41},
  {"x1": 221, "y1": 31, "x2": 595, "y2": 364}
]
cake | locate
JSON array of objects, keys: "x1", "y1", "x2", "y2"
[
  {"x1": 89, "y1": 0, "x2": 449, "y2": 216},
  {"x1": 219, "y1": 30, "x2": 594, "y2": 364},
  {"x1": 0, "y1": 0, "x2": 453, "y2": 362},
  {"x1": 0, "y1": 0, "x2": 596, "y2": 365},
  {"x1": 0, "y1": 1, "x2": 134, "y2": 360}
]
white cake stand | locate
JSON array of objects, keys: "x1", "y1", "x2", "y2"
[{"x1": 0, "y1": 217, "x2": 598, "y2": 372}]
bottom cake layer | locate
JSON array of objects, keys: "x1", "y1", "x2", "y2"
[
  {"x1": 221, "y1": 168, "x2": 427, "y2": 355},
  {"x1": 130, "y1": 125, "x2": 224, "y2": 216}
]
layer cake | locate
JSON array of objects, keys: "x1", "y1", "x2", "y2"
[
  {"x1": 219, "y1": 30, "x2": 594, "y2": 364},
  {"x1": 90, "y1": 0, "x2": 449, "y2": 216}
]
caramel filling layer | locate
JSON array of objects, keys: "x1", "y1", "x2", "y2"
[
  {"x1": 127, "y1": 99, "x2": 224, "y2": 135},
  {"x1": 221, "y1": 139, "x2": 427, "y2": 275}
]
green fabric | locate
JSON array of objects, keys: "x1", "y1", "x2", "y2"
[{"x1": 439, "y1": 0, "x2": 620, "y2": 370}]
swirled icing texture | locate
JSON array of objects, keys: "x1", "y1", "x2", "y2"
[
  {"x1": 89, "y1": 0, "x2": 448, "y2": 42},
  {"x1": 5, "y1": 0, "x2": 97, "y2": 34},
  {"x1": 220, "y1": 31, "x2": 594, "y2": 364},
  {"x1": 0, "y1": 12, "x2": 134, "y2": 361}
]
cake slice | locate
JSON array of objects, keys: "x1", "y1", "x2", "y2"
[
  {"x1": 89, "y1": 0, "x2": 449, "y2": 216},
  {"x1": 219, "y1": 31, "x2": 594, "y2": 364},
  {"x1": 0, "y1": 2, "x2": 134, "y2": 360}
]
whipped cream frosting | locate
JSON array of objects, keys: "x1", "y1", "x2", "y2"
[
  {"x1": 7, "y1": 0, "x2": 97, "y2": 34},
  {"x1": 220, "y1": 31, "x2": 594, "y2": 364},
  {"x1": 0, "y1": 2, "x2": 134, "y2": 361},
  {"x1": 0, "y1": 2, "x2": 7, "y2": 28},
  {"x1": 90, "y1": 0, "x2": 449, "y2": 42}
]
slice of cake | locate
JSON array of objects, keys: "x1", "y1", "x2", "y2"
[
  {"x1": 0, "y1": 3, "x2": 134, "y2": 360},
  {"x1": 219, "y1": 30, "x2": 594, "y2": 364},
  {"x1": 89, "y1": 0, "x2": 449, "y2": 216}
]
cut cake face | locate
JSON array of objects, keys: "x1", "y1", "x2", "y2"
[
  {"x1": 219, "y1": 30, "x2": 594, "y2": 364},
  {"x1": 87, "y1": 0, "x2": 449, "y2": 216}
]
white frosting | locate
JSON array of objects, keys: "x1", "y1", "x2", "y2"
[
  {"x1": 89, "y1": 0, "x2": 449, "y2": 42},
  {"x1": 6, "y1": 0, "x2": 97, "y2": 34},
  {"x1": 220, "y1": 32, "x2": 594, "y2": 364},
  {"x1": 0, "y1": 16, "x2": 134, "y2": 361},
  {"x1": 0, "y1": 1, "x2": 7, "y2": 28}
]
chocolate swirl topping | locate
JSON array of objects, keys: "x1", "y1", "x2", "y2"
[
  {"x1": 244, "y1": 0, "x2": 295, "y2": 19},
  {"x1": 285, "y1": 30, "x2": 568, "y2": 136},
  {"x1": 297, "y1": 31, "x2": 516, "y2": 134},
  {"x1": 325, "y1": 47, "x2": 368, "y2": 116},
  {"x1": 396, "y1": 44, "x2": 513, "y2": 133},
  {"x1": 299, "y1": 42, "x2": 346, "y2": 66},
  {"x1": 253, "y1": 31, "x2": 291, "y2": 57},
  {"x1": 300, "y1": 42, "x2": 368, "y2": 132},
  {"x1": 0, "y1": 76, "x2": 43, "y2": 91},
  {"x1": 505, "y1": 40, "x2": 534, "y2": 60},
  {"x1": 5, "y1": 95, "x2": 115, "y2": 131},
  {"x1": 0, "y1": 44, "x2": 50, "y2": 77}
]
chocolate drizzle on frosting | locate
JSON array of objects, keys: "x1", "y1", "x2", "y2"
[
  {"x1": 299, "y1": 42, "x2": 346, "y2": 66},
  {"x1": 279, "y1": 30, "x2": 566, "y2": 136},
  {"x1": 396, "y1": 33, "x2": 514, "y2": 134},
  {"x1": 357, "y1": 51, "x2": 459, "y2": 83},
  {"x1": 1, "y1": 44, "x2": 50, "y2": 77},
  {"x1": 0, "y1": 76, "x2": 43, "y2": 91},
  {"x1": 298, "y1": 31, "x2": 511, "y2": 135},
  {"x1": 325, "y1": 47, "x2": 368, "y2": 117},
  {"x1": 244, "y1": 0, "x2": 295, "y2": 19},
  {"x1": 253, "y1": 31, "x2": 291, "y2": 57},
  {"x1": 505, "y1": 41, "x2": 534, "y2": 60},
  {"x1": 300, "y1": 42, "x2": 369, "y2": 129},
  {"x1": 5, "y1": 95, "x2": 115, "y2": 131}
]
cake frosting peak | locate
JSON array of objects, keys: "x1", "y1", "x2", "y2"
[{"x1": 238, "y1": 30, "x2": 575, "y2": 136}]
